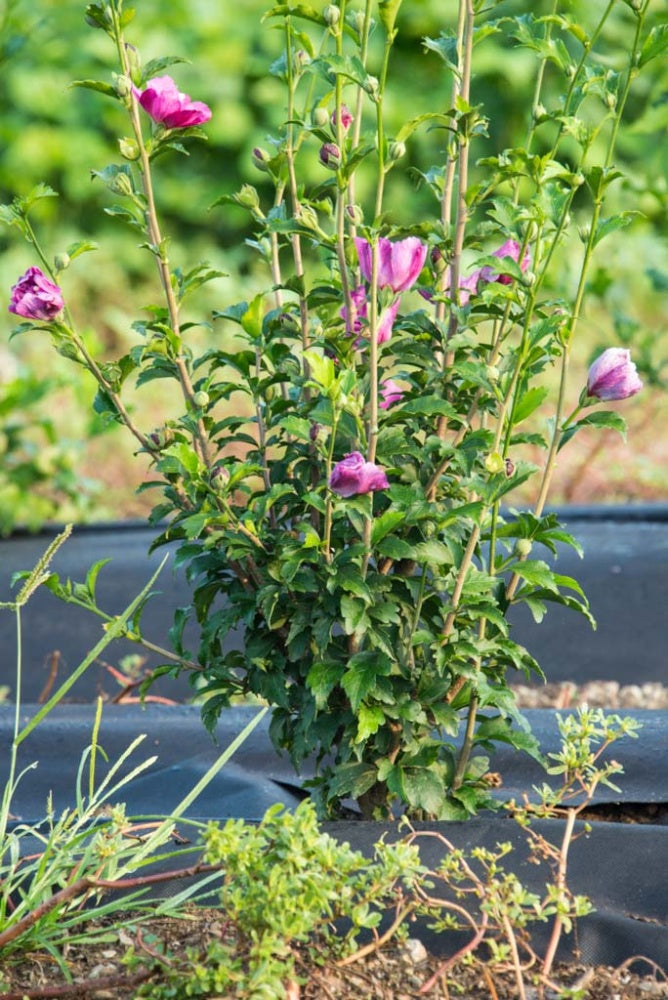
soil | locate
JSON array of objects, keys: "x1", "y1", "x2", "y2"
[
  {"x1": 1, "y1": 684, "x2": 665, "y2": 999},
  {"x1": 0, "y1": 909, "x2": 666, "y2": 999}
]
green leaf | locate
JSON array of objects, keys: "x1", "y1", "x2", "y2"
[
  {"x1": 306, "y1": 661, "x2": 341, "y2": 710},
  {"x1": 400, "y1": 768, "x2": 445, "y2": 815},
  {"x1": 371, "y1": 510, "x2": 405, "y2": 545},
  {"x1": 507, "y1": 559, "x2": 559, "y2": 592},
  {"x1": 240, "y1": 294, "x2": 264, "y2": 340},
  {"x1": 414, "y1": 540, "x2": 453, "y2": 567},
  {"x1": 341, "y1": 651, "x2": 390, "y2": 712},
  {"x1": 592, "y1": 212, "x2": 642, "y2": 248},
  {"x1": 513, "y1": 385, "x2": 549, "y2": 424},
  {"x1": 65, "y1": 240, "x2": 99, "y2": 262},
  {"x1": 70, "y1": 79, "x2": 118, "y2": 98},
  {"x1": 355, "y1": 704, "x2": 386, "y2": 743},
  {"x1": 639, "y1": 23, "x2": 668, "y2": 67},
  {"x1": 378, "y1": 0, "x2": 403, "y2": 36}
]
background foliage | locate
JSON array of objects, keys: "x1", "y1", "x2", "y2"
[{"x1": 0, "y1": 0, "x2": 666, "y2": 528}]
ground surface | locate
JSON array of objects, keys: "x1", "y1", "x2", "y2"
[
  {"x1": 1, "y1": 684, "x2": 665, "y2": 999},
  {"x1": 0, "y1": 910, "x2": 667, "y2": 999}
]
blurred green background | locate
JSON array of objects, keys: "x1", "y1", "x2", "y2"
[{"x1": 0, "y1": 0, "x2": 666, "y2": 528}]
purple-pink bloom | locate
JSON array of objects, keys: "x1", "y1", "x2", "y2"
[
  {"x1": 134, "y1": 75, "x2": 212, "y2": 129},
  {"x1": 9, "y1": 267, "x2": 64, "y2": 321},
  {"x1": 586, "y1": 348, "x2": 643, "y2": 401},
  {"x1": 445, "y1": 239, "x2": 531, "y2": 304},
  {"x1": 380, "y1": 379, "x2": 403, "y2": 409},
  {"x1": 329, "y1": 451, "x2": 390, "y2": 497},
  {"x1": 478, "y1": 239, "x2": 531, "y2": 286},
  {"x1": 341, "y1": 287, "x2": 400, "y2": 345},
  {"x1": 355, "y1": 236, "x2": 427, "y2": 293}
]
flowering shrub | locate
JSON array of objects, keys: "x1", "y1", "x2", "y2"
[{"x1": 2, "y1": 0, "x2": 657, "y2": 818}]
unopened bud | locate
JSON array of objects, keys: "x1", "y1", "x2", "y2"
[
  {"x1": 578, "y1": 226, "x2": 590, "y2": 244},
  {"x1": 605, "y1": 91, "x2": 617, "y2": 109},
  {"x1": 523, "y1": 270, "x2": 536, "y2": 287},
  {"x1": 504, "y1": 458, "x2": 515, "y2": 477},
  {"x1": 296, "y1": 204, "x2": 320, "y2": 230},
  {"x1": 364, "y1": 75, "x2": 380, "y2": 98},
  {"x1": 484, "y1": 451, "x2": 505, "y2": 475},
  {"x1": 389, "y1": 140, "x2": 406, "y2": 161},
  {"x1": 332, "y1": 104, "x2": 353, "y2": 131},
  {"x1": 485, "y1": 364, "x2": 500, "y2": 383},
  {"x1": 114, "y1": 74, "x2": 133, "y2": 99},
  {"x1": 124, "y1": 44, "x2": 141, "y2": 82},
  {"x1": 324, "y1": 4, "x2": 340, "y2": 27},
  {"x1": 573, "y1": 172, "x2": 585, "y2": 187},
  {"x1": 295, "y1": 49, "x2": 310, "y2": 71},
  {"x1": 210, "y1": 465, "x2": 230, "y2": 489},
  {"x1": 345, "y1": 203, "x2": 364, "y2": 226},
  {"x1": 54, "y1": 252, "x2": 71, "y2": 273},
  {"x1": 533, "y1": 102, "x2": 548, "y2": 120},
  {"x1": 252, "y1": 147, "x2": 272, "y2": 172},
  {"x1": 312, "y1": 106, "x2": 330, "y2": 128},
  {"x1": 515, "y1": 538, "x2": 533, "y2": 557},
  {"x1": 192, "y1": 390, "x2": 210, "y2": 408},
  {"x1": 319, "y1": 142, "x2": 341, "y2": 170},
  {"x1": 109, "y1": 171, "x2": 134, "y2": 196},
  {"x1": 119, "y1": 136, "x2": 140, "y2": 160},
  {"x1": 236, "y1": 184, "x2": 260, "y2": 209},
  {"x1": 148, "y1": 426, "x2": 174, "y2": 450}
]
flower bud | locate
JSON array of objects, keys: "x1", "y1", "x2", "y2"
[
  {"x1": 389, "y1": 140, "x2": 406, "y2": 161},
  {"x1": 235, "y1": 184, "x2": 260, "y2": 210},
  {"x1": 533, "y1": 102, "x2": 548, "y2": 120},
  {"x1": 109, "y1": 170, "x2": 134, "y2": 196},
  {"x1": 312, "y1": 106, "x2": 330, "y2": 128},
  {"x1": 192, "y1": 390, "x2": 210, "y2": 408},
  {"x1": 252, "y1": 147, "x2": 272, "y2": 172},
  {"x1": 345, "y1": 203, "x2": 364, "y2": 227},
  {"x1": 364, "y1": 75, "x2": 380, "y2": 99},
  {"x1": 295, "y1": 49, "x2": 310, "y2": 71},
  {"x1": 114, "y1": 74, "x2": 133, "y2": 99},
  {"x1": 605, "y1": 91, "x2": 617, "y2": 109},
  {"x1": 323, "y1": 4, "x2": 340, "y2": 27},
  {"x1": 148, "y1": 426, "x2": 174, "y2": 450},
  {"x1": 210, "y1": 464, "x2": 230, "y2": 489},
  {"x1": 504, "y1": 458, "x2": 515, "y2": 477},
  {"x1": 296, "y1": 204, "x2": 320, "y2": 231},
  {"x1": 53, "y1": 252, "x2": 71, "y2": 273},
  {"x1": 515, "y1": 538, "x2": 533, "y2": 557},
  {"x1": 332, "y1": 104, "x2": 353, "y2": 132},
  {"x1": 319, "y1": 142, "x2": 341, "y2": 170},
  {"x1": 522, "y1": 270, "x2": 536, "y2": 287},
  {"x1": 485, "y1": 364, "x2": 500, "y2": 383},
  {"x1": 484, "y1": 451, "x2": 505, "y2": 475},
  {"x1": 119, "y1": 136, "x2": 140, "y2": 160}
]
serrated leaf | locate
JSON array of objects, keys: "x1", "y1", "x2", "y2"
[
  {"x1": 355, "y1": 704, "x2": 386, "y2": 743},
  {"x1": 341, "y1": 651, "x2": 390, "y2": 712},
  {"x1": 592, "y1": 212, "x2": 642, "y2": 248}
]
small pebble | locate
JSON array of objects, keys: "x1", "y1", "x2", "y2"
[{"x1": 402, "y1": 938, "x2": 428, "y2": 965}]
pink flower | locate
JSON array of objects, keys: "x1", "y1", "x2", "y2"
[
  {"x1": 134, "y1": 75, "x2": 212, "y2": 129},
  {"x1": 355, "y1": 236, "x2": 427, "y2": 293},
  {"x1": 446, "y1": 239, "x2": 531, "y2": 304},
  {"x1": 331, "y1": 104, "x2": 353, "y2": 131},
  {"x1": 478, "y1": 239, "x2": 531, "y2": 286},
  {"x1": 380, "y1": 379, "x2": 403, "y2": 409},
  {"x1": 329, "y1": 452, "x2": 390, "y2": 497},
  {"x1": 9, "y1": 267, "x2": 64, "y2": 320},
  {"x1": 586, "y1": 348, "x2": 643, "y2": 401},
  {"x1": 341, "y1": 287, "x2": 400, "y2": 345}
]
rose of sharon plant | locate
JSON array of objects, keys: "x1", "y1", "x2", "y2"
[{"x1": 3, "y1": 0, "x2": 654, "y2": 818}]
